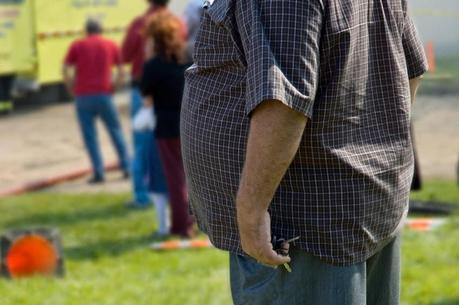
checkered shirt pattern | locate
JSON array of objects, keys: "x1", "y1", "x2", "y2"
[{"x1": 181, "y1": 0, "x2": 428, "y2": 266}]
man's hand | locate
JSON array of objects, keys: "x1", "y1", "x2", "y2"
[
  {"x1": 62, "y1": 65, "x2": 75, "y2": 95},
  {"x1": 237, "y1": 203, "x2": 290, "y2": 267},
  {"x1": 114, "y1": 65, "x2": 126, "y2": 91}
]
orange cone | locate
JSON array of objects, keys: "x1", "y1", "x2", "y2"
[
  {"x1": 6, "y1": 235, "x2": 59, "y2": 278},
  {"x1": 1, "y1": 229, "x2": 64, "y2": 278}
]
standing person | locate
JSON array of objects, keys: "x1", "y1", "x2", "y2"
[
  {"x1": 181, "y1": 0, "x2": 427, "y2": 304},
  {"x1": 140, "y1": 11, "x2": 194, "y2": 238},
  {"x1": 63, "y1": 19, "x2": 130, "y2": 184},
  {"x1": 121, "y1": 0, "x2": 170, "y2": 208}
]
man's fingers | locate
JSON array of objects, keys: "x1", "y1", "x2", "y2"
[
  {"x1": 258, "y1": 249, "x2": 291, "y2": 267},
  {"x1": 279, "y1": 241, "x2": 290, "y2": 256},
  {"x1": 281, "y1": 241, "x2": 290, "y2": 251},
  {"x1": 243, "y1": 244, "x2": 291, "y2": 267},
  {"x1": 237, "y1": 209, "x2": 293, "y2": 267}
]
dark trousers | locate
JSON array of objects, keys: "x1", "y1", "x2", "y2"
[{"x1": 157, "y1": 138, "x2": 194, "y2": 237}]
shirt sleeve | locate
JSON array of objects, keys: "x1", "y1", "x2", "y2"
[
  {"x1": 237, "y1": 0, "x2": 324, "y2": 118},
  {"x1": 402, "y1": 14, "x2": 428, "y2": 79},
  {"x1": 121, "y1": 19, "x2": 142, "y2": 64},
  {"x1": 64, "y1": 42, "x2": 78, "y2": 65}
]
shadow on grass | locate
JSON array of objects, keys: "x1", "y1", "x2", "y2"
[
  {"x1": 3, "y1": 204, "x2": 137, "y2": 229},
  {"x1": 64, "y1": 234, "x2": 152, "y2": 260},
  {"x1": 432, "y1": 298, "x2": 459, "y2": 305}
]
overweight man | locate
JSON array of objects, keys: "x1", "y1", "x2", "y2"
[{"x1": 181, "y1": 0, "x2": 427, "y2": 304}]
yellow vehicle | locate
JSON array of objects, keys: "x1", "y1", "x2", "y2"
[{"x1": 0, "y1": 0, "x2": 146, "y2": 112}]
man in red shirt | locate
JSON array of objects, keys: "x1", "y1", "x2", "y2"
[
  {"x1": 63, "y1": 19, "x2": 130, "y2": 184},
  {"x1": 121, "y1": 0, "x2": 170, "y2": 209}
]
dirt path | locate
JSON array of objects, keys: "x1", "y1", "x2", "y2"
[
  {"x1": 0, "y1": 92, "x2": 133, "y2": 194},
  {"x1": 0, "y1": 92, "x2": 458, "y2": 195},
  {"x1": 412, "y1": 94, "x2": 459, "y2": 181}
]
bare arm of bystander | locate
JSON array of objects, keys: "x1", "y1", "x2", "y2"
[
  {"x1": 62, "y1": 65, "x2": 74, "y2": 95},
  {"x1": 114, "y1": 64, "x2": 126, "y2": 91},
  {"x1": 143, "y1": 95, "x2": 153, "y2": 107},
  {"x1": 409, "y1": 76, "x2": 422, "y2": 105}
]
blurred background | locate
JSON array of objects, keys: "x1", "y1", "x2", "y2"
[{"x1": 0, "y1": 1, "x2": 458, "y2": 305}]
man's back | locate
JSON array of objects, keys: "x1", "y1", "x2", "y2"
[
  {"x1": 65, "y1": 35, "x2": 120, "y2": 96},
  {"x1": 182, "y1": 0, "x2": 427, "y2": 266}
]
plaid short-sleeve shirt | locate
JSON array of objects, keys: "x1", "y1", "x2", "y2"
[{"x1": 181, "y1": 0, "x2": 427, "y2": 266}]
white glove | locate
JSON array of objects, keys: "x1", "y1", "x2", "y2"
[{"x1": 133, "y1": 107, "x2": 156, "y2": 131}]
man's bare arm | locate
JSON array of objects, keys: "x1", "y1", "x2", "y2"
[
  {"x1": 62, "y1": 65, "x2": 74, "y2": 94},
  {"x1": 409, "y1": 76, "x2": 422, "y2": 105},
  {"x1": 114, "y1": 64, "x2": 126, "y2": 91},
  {"x1": 237, "y1": 100, "x2": 308, "y2": 266}
]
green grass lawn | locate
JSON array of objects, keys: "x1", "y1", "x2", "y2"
[
  {"x1": 420, "y1": 55, "x2": 459, "y2": 94},
  {"x1": 436, "y1": 56, "x2": 459, "y2": 80},
  {"x1": 0, "y1": 181, "x2": 458, "y2": 305}
]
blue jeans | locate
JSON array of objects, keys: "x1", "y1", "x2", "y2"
[
  {"x1": 76, "y1": 95, "x2": 129, "y2": 178},
  {"x1": 130, "y1": 89, "x2": 167, "y2": 204},
  {"x1": 148, "y1": 136, "x2": 168, "y2": 195},
  {"x1": 230, "y1": 235, "x2": 401, "y2": 305}
]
